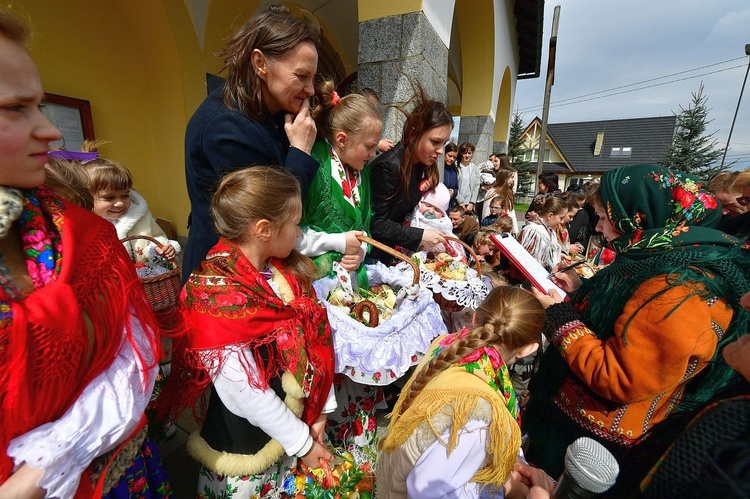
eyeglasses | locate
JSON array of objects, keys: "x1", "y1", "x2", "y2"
[
  {"x1": 737, "y1": 196, "x2": 750, "y2": 207},
  {"x1": 489, "y1": 206, "x2": 503, "y2": 212}
]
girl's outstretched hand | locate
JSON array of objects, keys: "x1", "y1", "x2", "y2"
[
  {"x1": 340, "y1": 250, "x2": 364, "y2": 271},
  {"x1": 300, "y1": 440, "x2": 332, "y2": 469},
  {"x1": 343, "y1": 231, "x2": 364, "y2": 255},
  {"x1": 285, "y1": 98, "x2": 317, "y2": 154}
]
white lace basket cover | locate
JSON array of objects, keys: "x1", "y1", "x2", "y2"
[
  {"x1": 313, "y1": 261, "x2": 446, "y2": 386},
  {"x1": 399, "y1": 251, "x2": 491, "y2": 310}
]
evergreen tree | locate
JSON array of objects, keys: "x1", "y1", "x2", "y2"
[
  {"x1": 661, "y1": 83, "x2": 728, "y2": 182},
  {"x1": 508, "y1": 112, "x2": 534, "y2": 198}
]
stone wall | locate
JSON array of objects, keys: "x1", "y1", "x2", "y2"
[{"x1": 358, "y1": 11, "x2": 449, "y2": 143}]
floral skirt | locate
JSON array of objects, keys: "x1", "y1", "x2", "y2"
[
  {"x1": 103, "y1": 438, "x2": 172, "y2": 498},
  {"x1": 196, "y1": 455, "x2": 296, "y2": 499},
  {"x1": 326, "y1": 374, "x2": 386, "y2": 461}
]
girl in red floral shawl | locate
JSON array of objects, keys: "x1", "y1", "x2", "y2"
[
  {"x1": 171, "y1": 166, "x2": 335, "y2": 498},
  {"x1": 0, "y1": 9, "x2": 167, "y2": 498}
]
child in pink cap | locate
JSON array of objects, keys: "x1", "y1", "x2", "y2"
[{"x1": 407, "y1": 183, "x2": 465, "y2": 258}]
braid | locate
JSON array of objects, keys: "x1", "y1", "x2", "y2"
[{"x1": 398, "y1": 326, "x2": 502, "y2": 416}]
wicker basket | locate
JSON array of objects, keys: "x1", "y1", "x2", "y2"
[
  {"x1": 312, "y1": 235, "x2": 447, "y2": 385},
  {"x1": 120, "y1": 235, "x2": 181, "y2": 312},
  {"x1": 414, "y1": 236, "x2": 489, "y2": 312}
]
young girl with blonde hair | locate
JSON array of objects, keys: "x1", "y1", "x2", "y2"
[
  {"x1": 302, "y1": 79, "x2": 382, "y2": 286},
  {"x1": 298, "y1": 80, "x2": 385, "y2": 455},
  {"x1": 378, "y1": 286, "x2": 545, "y2": 498},
  {"x1": 166, "y1": 166, "x2": 336, "y2": 497}
]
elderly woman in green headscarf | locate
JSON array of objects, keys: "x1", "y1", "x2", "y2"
[{"x1": 523, "y1": 164, "x2": 750, "y2": 496}]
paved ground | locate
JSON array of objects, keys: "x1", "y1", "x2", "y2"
[{"x1": 158, "y1": 409, "x2": 202, "y2": 498}]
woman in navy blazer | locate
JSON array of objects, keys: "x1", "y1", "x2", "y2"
[{"x1": 183, "y1": 4, "x2": 321, "y2": 278}]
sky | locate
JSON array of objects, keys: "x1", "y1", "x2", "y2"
[{"x1": 512, "y1": 0, "x2": 750, "y2": 171}]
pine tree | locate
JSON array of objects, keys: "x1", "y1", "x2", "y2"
[
  {"x1": 661, "y1": 83, "x2": 728, "y2": 183},
  {"x1": 508, "y1": 112, "x2": 534, "y2": 198}
]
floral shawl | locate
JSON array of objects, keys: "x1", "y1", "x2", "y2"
[
  {"x1": 599, "y1": 164, "x2": 733, "y2": 258},
  {"x1": 430, "y1": 327, "x2": 519, "y2": 423},
  {"x1": 1, "y1": 188, "x2": 159, "y2": 483},
  {"x1": 174, "y1": 239, "x2": 334, "y2": 426}
]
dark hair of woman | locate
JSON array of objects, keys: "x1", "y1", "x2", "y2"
[
  {"x1": 538, "y1": 171, "x2": 559, "y2": 192},
  {"x1": 458, "y1": 141, "x2": 476, "y2": 158},
  {"x1": 394, "y1": 79, "x2": 453, "y2": 200},
  {"x1": 217, "y1": 4, "x2": 321, "y2": 120}
]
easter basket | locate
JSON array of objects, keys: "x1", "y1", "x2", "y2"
[
  {"x1": 120, "y1": 235, "x2": 181, "y2": 312},
  {"x1": 278, "y1": 448, "x2": 375, "y2": 499},
  {"x1": 312, "y1": 235, "x2": 446, "y2": 386},
  {"x1": 405, "y1": 236, "x2": 491, "y2": 312}
]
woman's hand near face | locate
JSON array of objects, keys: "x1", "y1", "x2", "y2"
[
  {"x1": 285, "y1": 98, "x2": 316, "y2": 154},
  {"x1": 420, "y1": 228, "x2": 447, "y2": 249}
]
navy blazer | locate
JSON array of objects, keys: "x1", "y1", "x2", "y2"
[{"x1": 183, "y1": 85, "x2": 319, "y2": 279}]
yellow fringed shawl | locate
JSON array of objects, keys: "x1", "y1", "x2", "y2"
[{"x1": 379, "y1": 339, "x2": 521, "y2": 486}]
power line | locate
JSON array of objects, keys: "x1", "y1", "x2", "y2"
[
  {"x1": 518, "y1": 64, "x2": 746, "y2": 113},
  {"x1": 521, "y1": 56, "x2": 747, "y2": 110}
]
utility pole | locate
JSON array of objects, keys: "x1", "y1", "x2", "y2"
[
  {"x1": 720, "y1": 43, "x2": 750, "y2": 168},
  {"x1": 537, "y1": 5, "x2": 561, "y2": 178}
]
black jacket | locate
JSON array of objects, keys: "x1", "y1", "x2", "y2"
[
  {"x1": 369, "y1": 143, "x2": 424, "y2": 264},
  {"x1": 183, "y1": 84, "x2": 319, "y2": 279}
]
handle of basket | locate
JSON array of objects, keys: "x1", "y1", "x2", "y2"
[
  {"x1": 356, "y1": 234, "x2": 420, "y2": 286},
  {"x1": 120, "y1": 234, "x2": 168, "y2": 249},
  {"x1": 444, "y1": 236, "x2": 482, "y2": 277}
]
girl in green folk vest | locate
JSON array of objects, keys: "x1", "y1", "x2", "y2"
[{"x1": 300, "y1": 80, "x2": 384, "y2": 456}]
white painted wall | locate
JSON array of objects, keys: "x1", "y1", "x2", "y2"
[
  {"x1": 490, "y1": 0, "x2": 519, "y2": 123},
  {"x1": 423, "y1": 0, "x2": 456, "y2": 48}
]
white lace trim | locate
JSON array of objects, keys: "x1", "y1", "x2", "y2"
[
  {"x1": 398, "y1": 251, "x2": 491, "y2": 310},
  {"x1": 313, "y1": 262, "x2": 447, "y2": 385}
]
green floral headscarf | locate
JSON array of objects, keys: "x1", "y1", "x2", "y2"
[
  {"x1": 526, "y1": 164, "x2": 750, "y2": 437},
  {"x1": 599, "y1": 164, "x2": 737, "y2": 258}
]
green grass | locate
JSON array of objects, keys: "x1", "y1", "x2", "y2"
[{"x1": 516, "y1": 203, "x2": 530, "y2": 213}]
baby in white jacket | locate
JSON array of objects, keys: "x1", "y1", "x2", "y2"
[{"x1": 408, "y1": 183, "x2": 465, "y2": 259}]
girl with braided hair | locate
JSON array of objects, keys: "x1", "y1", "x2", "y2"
[{"x1": 377, "y1": 286, "x2": 545, "y2": 498}]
